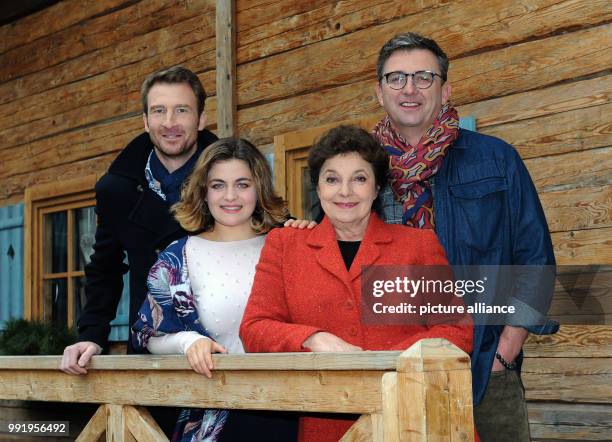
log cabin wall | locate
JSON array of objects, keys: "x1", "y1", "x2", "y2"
[
  {"x1": 0, "y1": 0, "x2": 610, "y2": 440},
  {"x1": 0, "y1": 0, "x2": 610, "y2": 262}
]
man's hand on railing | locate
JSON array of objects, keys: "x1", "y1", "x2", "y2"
[
  {"x1": 185, "y1": 337, "x2": 227, "y2": 378},
  {"x1": 59, "y1": 341, "x2": 102, "y2": 375},
  {"x1": 302, "y1": 332, "x2": 363, "y2": 352}
]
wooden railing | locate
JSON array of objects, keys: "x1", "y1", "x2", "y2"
[{"x1": 0, "y1": 338, "x2": 474, "y2": 441}]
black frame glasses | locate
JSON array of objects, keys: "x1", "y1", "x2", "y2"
[{"x1": 382, "y1": 70, "x2": 443, "y2": 90}]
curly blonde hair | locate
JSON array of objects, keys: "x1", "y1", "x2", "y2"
[{"x1": 172, "y1": 138, "x2": 288, "y2": 234}]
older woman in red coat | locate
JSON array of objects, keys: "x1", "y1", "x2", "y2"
[{"x1": 240, "y1": 125, "x2": 473, "y2": 442}]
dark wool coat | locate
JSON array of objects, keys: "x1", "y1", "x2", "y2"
[{"x1": 77, "y1": 130, "x2": 217, "y2": 350}]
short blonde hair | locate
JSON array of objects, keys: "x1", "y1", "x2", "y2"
[{"x1": 172, "y1": 138, "x2": 288, "y2": 234}]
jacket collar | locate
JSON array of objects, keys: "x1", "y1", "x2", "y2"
[
  {"x1": 306, "y1": 213, "x2": 392, "y2": 282},
  {"x1": 451, "y1": 128, "x2": 469, "y2": 150}
]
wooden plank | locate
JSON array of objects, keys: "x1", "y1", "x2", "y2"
[
  {"x1": 396, "y1": 339, "x2": 471, "y2": 373},
  {"x1": 0, "y1": 0, "x2": 378, "y2": 106},
  {"x1": 481, "y1": 102, "x2": 612, "y2": 159},
  {"x1": 0, "y1": 10, "x2": 217, "y2": 107},
  {"x1": 459, "y1": 75, "x2": 612, "y2": 129},
  {"x1": 381, "y1": 373, "x2": 399, "y2": 442},
  {"x1": 0, "y1": 61, "x2": 218, "y2": 153},
  {"x1": 0, "y1": 117, "x2": 142, "y2": 181},
  {"x1": 424, "y1": 371, "x2": 451, "y2": 440},
  {"x1": 76, "y1": 404, "x2": 107, "y2": 442},
  {"x1": 525, "y1": 146, "x2": 611, "y2": 193},
  {"x1": 552, "y1": 227, "x2": 612, "y2": 266},
  {"x1": 0, "y1": 0, "x2": 131, "y2": 54},
  {"x1": 396, "y1": 339, "x2": 474, "y2": 441},
  {"x1": 340, "y1": 414, "x2": 375, "y2": 442},
  {"x1": 527, "y1": 402, "x2": 612, "y2": 441},
  {"x1": 235, "y1": 0, "x2": 612, "y2": 106},
  {"x1": 522, "y1": 358, "x2": 612, "y2": 403},
  {"x1": 0, "y1": 370, "x2": 384, "y2": 413},
  {"x1": 216, "y1": 0, "x2": 236, "y2": 137},
  {"x1": 447, "y1": 369, "x2": 475, "y2": 442},
  {"x1": 123, "y1": 406, "x2": 168, "y2": 442},
  {"x1": 397, "y1": 371, "x2": 426, "y2": 441},
  {"x1": 236, "y1": 0, "x2": 442, "y2": 64},
  {"x1": 0, "y1": 152, "x2": 116, "y2": 205},
  {"x1": 238, "y1": 28, "x2": 611, "y2": 147},
  {"x1": 0, "y1": 351, "x2": 401, "y2": 371},
  {"x1": 524, "y1": 325, "x2": 612, "y2": 358},
  {"x1": 106, "y1": 404, "x2": 134, "y2": 442},
  {"x1": 541, "y1": 184, "x2": 612, "y2": 233},
  {"x1": 0, "y1": 0, "x2": 215, "y2": 84}
]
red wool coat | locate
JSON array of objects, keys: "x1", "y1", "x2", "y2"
[{"x1": 240, "y1": 214, "x2": 473, "y2": 442}]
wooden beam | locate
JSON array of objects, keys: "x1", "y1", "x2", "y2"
[
  {"x1": 0, "y1": 369, "x2": 384, "y2": 413},
  {"x1": 0, "y1": 351, "x2": 401, "y2": 371},
  {"x1": 396, "y1": 339, "x2": 474, "y2": 442},
  {"x1": 381, "y1": 373, "x2": 400, "y2": 442},
  {"x1": 107, "y1": 404, "x2": 134, "y2": 442},
  {"x1": 524, "y1": 325, "x2": 612, "y2": 358},
  {"x1": 341, "y1": 413, "x2": 383, "y2": 442},
  {"x1": 75, "y1": 404, "x2": 107, "y2": 442},
  {"x1": 124, "y1": 406, "x2": 168, "y2": 442},
  {"x1": 215, "y1": 0, "x2": 236, "y2": 137}
]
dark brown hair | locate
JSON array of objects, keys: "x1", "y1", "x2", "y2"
[
  {"x1": 308, "y1": 125, "x2": 389, "y2": 190},
  {"x1": 173, "y1": 138, "x2": 288, "y2": 234}
]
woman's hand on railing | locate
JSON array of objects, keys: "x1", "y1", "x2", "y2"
[
  {"x1": 284, "y1": 218, "x2": 317, "y2": 229},
  {"x1": 185, "y1": 337, "x2": 227, "y2": 378},
  {"x1": 302, "y1": 332, "x2": 363, "y2": 352}
]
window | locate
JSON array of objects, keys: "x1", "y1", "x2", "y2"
[{"x1": 24, "y1": 175, "x2": 97, "y2": 328}]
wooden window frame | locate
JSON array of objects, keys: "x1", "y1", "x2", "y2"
[{"x1": 24, "y1": 174, "x2": 99, "y2": 327}]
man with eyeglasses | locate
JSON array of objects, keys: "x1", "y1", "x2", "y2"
[{"x1": 373, "y1": 33, "x2": 557, "y2": 441}]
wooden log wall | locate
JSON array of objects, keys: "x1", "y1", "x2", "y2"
[{"x1": 0, "y1": 1, "x2": 610, "y2": 440}]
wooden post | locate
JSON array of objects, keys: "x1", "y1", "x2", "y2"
[
  {"x1": 396, "y1": 339, "x2": 474, "y2": 442},
  {"x1": 215, "y1": 0, "x2": 236, "y2": 137}
]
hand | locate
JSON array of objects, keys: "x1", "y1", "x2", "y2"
[
  {"x1": 302, "y1": 332, "x2": 363, "y2": 352},
  {"x1": 60, "y1": 341, "x2": 102, "y2": 375},
  {"x1": 185, "y1": 337, "x2": 227, "y2": 378},
  {"x1": 492, "y1": 325, "x2": 528, "y2": 372},
  {"x1": 284, "y1": 219, "x2": 317, "y2": 229}
]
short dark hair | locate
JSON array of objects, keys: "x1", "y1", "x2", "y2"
[
  {"x1": 377, "y1": 33, "x2": 449, "y2": 82},
  {"x1": 308, "y1": 125, "x2": 389, "y2": 191},
  {"x1": 141, "y1": 66, "x2": 206, "y2": 116}
]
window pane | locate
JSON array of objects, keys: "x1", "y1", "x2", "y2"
[
  {"x1": 301, "y1": 167, "x2": 320, "y2": 220},
  {"x1": 73, "y1": 275, "x2": 87, "y2": 324},
  {"x1": 44, "y1": 211, "x2": 67, "y2": 273},
  {"x1": 43, "y1": 279, "x2": 67, "y2": 326},
  {"x1": 74, "y1": 206, "x2": 96, "y2": 270}
]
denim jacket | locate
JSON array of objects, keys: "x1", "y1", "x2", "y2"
[{"x1": 382, "y1": 128, "x2": 558, "y2": 404}]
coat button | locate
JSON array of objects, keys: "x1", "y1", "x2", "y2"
[
  {"x1": 136, "y1": 184, "x2": 144, "y2": 192},
  {"x1": 348, "y1": 326, "x2": 358, "y2": 336},
  {"x1": 155, "y1": 248, "x2": 161, "y2": 254},
  {"x1": 345, "y1": 300, "x2": 354, "y2": 310}
]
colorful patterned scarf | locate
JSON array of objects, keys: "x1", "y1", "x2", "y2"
[{"x1": 372, "y1": 103, "x2": 459, "y2": 229}]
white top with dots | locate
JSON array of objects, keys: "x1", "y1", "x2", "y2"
[{"x1": 146, "y1": 234, "x2": 265, "y2": 356}]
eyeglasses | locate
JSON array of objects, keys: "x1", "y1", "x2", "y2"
[{"x1": 382, "y1": 71, "x2": 443, "y2": 90}]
